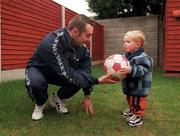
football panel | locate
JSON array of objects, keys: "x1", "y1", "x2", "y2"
[{"x1": 112, "y1": 63, "x2": 121, "y2": 72}]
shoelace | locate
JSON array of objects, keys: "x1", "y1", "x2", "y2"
[{"x1": 129, "y1": 115, "x2": 137, "y2": 120}]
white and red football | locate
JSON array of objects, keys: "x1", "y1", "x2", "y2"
[{"x1": 104, "y1": 54, "x2": 130, "y2": 80}]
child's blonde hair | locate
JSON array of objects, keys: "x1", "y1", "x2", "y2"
[{"x1": 124, "y1": 30, "x2": 145, "y2": 46}]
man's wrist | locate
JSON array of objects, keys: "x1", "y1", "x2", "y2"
[
  {"x1": 83, "y1": 87, "x2": 92, "y2": 95},
  {"x1": 98, "y1": 77, "x2": 102, "y2": 83}
]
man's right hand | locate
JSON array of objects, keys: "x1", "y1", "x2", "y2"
[{"x1": 82, "y1": 96, "x2": 94, "y2": 114}]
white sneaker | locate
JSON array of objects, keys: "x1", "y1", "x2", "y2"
[
  {"x1": 122, "y1": 107, "x2": 133, "y2": 117},
  {"x1": 32, "y1": 104, "x2": 44, "y2": 120},
  {"x1": 127, "y1": 114, "x2": 143, "y2": 127},
  {"x1": 50, "y1": 93, "x2": 69, "y2": 114}
]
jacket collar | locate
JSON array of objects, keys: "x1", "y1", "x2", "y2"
[{"x1": 125, "y1": 47, "x2": 144, "y2": 60}]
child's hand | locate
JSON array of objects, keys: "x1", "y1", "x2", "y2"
[{"x1": 117, "y1": 66, "x2": 132, "y2": 76}]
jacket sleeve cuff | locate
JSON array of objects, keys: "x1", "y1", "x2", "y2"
[
  {"x1": 83, "y1": 87, "x2": 92, "y2": 95},
  {"x1": 94, "y1": 78, "x2": 99, "y2": 84}
]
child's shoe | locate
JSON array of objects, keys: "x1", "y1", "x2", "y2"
[
  {"x1": 122, "y1": 107, "x2": 133, "y2": 117},
  {"x1": 127, "y1": 114, "x2": 143, "y2": 127}
]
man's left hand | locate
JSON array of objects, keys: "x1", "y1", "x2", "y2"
[
  {"x1": 82, "y1": 96, "x2": 94, "y2": 114},
  {"x1": 98, "y1": 74, "x2": 119, "y2": 84}
]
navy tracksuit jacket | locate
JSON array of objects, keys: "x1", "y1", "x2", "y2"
[{"x1": 25, "y1": 28, "x2": 98, "y2": 105}]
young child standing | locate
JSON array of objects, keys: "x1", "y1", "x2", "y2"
[{"x1": 119, "y1": 30, "x2": 153, "y2": 127}]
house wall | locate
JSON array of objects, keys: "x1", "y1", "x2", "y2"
[
  {"x1": 65, "y1": 8, "x2": 77, "y2": 27},
  {"x1": 163, "y1": 0, "x2": 180, "y2": 74},
  {"x1": 0, "y1": 0, "x2": 104, "y2": 82},
  {"x1": 92, "y1": 22, "x2": 104, "y2": 61},
  {"x1": 1, "y1": 0, "x2": 61, "y2": 70}
]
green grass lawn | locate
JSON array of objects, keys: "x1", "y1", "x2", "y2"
[{"x1": 0, "y1": 65, "x2": 180, "y2": 136}]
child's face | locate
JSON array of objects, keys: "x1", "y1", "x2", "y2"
[{"x1": 123, "y1": 35, "x2": 141, "y2": 53}]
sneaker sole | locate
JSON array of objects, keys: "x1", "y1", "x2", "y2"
[
  {"x1": 128, "y1": 121, "x2": 143, "y2": 127},
  {"x1": 62, "y1": 112, "x2": 69, "y2": 115},
  {"x1": 32, "y1": 115, "x2": 44, "y2": 121},
  {"x1": 32, "y1": 118, "x2": 43, "y2": 121}
]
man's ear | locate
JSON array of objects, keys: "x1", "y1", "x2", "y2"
[{"x1": 72, "y1": 27, "x2": 79, "y2": 35}]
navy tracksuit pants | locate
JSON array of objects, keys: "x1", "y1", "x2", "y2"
[{"x1": 25, "y1": 67, "x2": 81, "y2": 106}]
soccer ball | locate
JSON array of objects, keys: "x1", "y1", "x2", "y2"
[{"x1": 104, "y1": 54, "x2": 130, "y2": 80}]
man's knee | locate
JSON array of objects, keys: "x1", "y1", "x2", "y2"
[
  {"x1": 25, "y1": 79, "x2": 48, "y2": 105},
  {"x1": 31, "y1": 79, "x2": 47, "y2": 91},
  {"x1": 25, "y1": 68, "x2": 48, "y2": 105}
]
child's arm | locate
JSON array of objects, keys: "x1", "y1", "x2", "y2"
[{"x1": 130, "y1": 57, "x2": 152, "y2": 78}]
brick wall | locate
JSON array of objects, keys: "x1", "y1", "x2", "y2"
[{"x1": 97, "y1": 15, "x2": 160, "y2": 66}]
